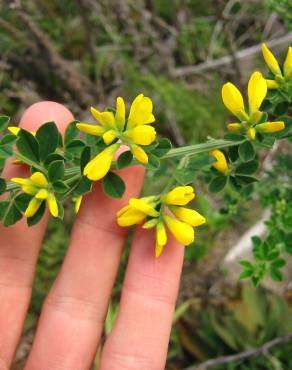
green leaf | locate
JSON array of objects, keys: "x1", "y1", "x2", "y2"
[
  {"x1": 146, "y1": 154, "x2": 160, "y2": 170},
  {"x1": 74, "y1": 176, "x2": 92, "y2": 196},
  {"x1": 117, "y1": 151, "x2": 133, "y2": 169},
  {"x1": 48, "y1": 160, "x2": 65, "y2": 182},
  {"x1": 236, "y1": 160, "x2": 259, "y2": 175},
  {"x1": 44, "y1": 153, "x2": 66, "y2": 166},
  {"x1": 0, "y1": 199, "x2": 23, "y2": 227},
  {"x1": 57, "y1": 201, "x2": 65, "y2": 220},
  {"x1": 27, "y1": 201, "x2": 46, "y2": 226},
  {"x1": 240, "y1": 270, "x2": 254, "y2": 279},
  {"x1": 224, "y1": 133, "x2": 246, "y2": 141},
  {"x1": 174, "y1": 169, "x2": 195, "y2": 185},
  {"x1": 53, "y1": 180, "x2": 70, "y2": 193},
  {"x1": 36, "y1": 122, "x2": 59, "y2": 161},
  {"x1": 239, "y1": 260, "x2": 254, "y2": 269},
  {"x1": 0, "y1": 178, "x2": 6, "y2": 195},
  {"x1": 270, "y1": 268, "x2": 283, "y2": 282},
  {"x1": 65, "y1": 121, "x2": 79, "y2": 145},
  {"x1": 238, "y1": 141, "x2": 255, "y2": 162},
  {"x1": 274, "y1": 101, "x2": 289, "y2": 116},
  {"x1": 208, "y1": 175, "x2": 227, "y2": 193},
  {"x1": 80, "y1": 146, "x2": 91, "y2": 172},
  {"x1": 0, "y1": 116, "x2": 10, "y2": 132},
  {"x1": 103, "y1": 172, "x2": 126, "y2": 198},
  {"x1": 66, "y1": 139, "x2": 86, "y2": 155},
  {"x1": 14, "y1": 193, "x2": 31, "y2": 212},
  {"x1": 152, "y1": 138, "x2": 172, "y2": 157},
  {"x1": 16, "y1": 129, "x2": 40, "y2": 163},
  {"x1": 270, "y1": 259, "x2": 286, "y2": 269},
  {"x1": 235, "y1": 175, "x2": 258, "y2": 185},
  {"x1": 187, "y1": 154, "x2": 215, "y2": 171}
]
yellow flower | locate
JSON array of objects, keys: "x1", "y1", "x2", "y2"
[
  {"x1": 222, "y1": 71, "x2": 285, "y2": 138},
  {"x1": 73, "y1": 195, "x2": 83, "y2": 214},
  {"x1": 284, "y1": 46, "x2": 292, "y2": 79},
  {"x1": 11, "y1": 172, "x2": 58, "y2": 218},
  {"x1": 209, "y1": 149, "x2": 228, "y2": 174},
  {"x1": 256, "y1": 121, "x2": 285, "y2": 133},
  {"x1": 124, "y1": 125, "x2": 156, "y2": 146},
  {"x1": 155, "y1": 222, "x2": 167, "y2": 257},
  {"x1": 162, "y1": 186, "x2": 195, "y2": 206},
  {"x1": 261, "y1": 44, "x2": 292, "y2": 89},
  {"x1": 261, "y1": 43, "x2": 282, "y2": 76},
  {"x1": 164, "y1": 215, "x2": 194, "y2": 245},
  {"x1": 83, "y1": 143, "x2": 119, "y2": 181},
  {"x1": 169, "y1": 206, "x2": 206, "y2": 227},
  {"x1": 117, "y1": 196, "x2": 159, "y2": 227},
  {"x1": 127, "y1": 94, "x2": 155, "y2": 129}
]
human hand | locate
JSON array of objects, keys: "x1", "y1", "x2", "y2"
[{"x1": 0, "y1": 102, "x2": 184, "y2": 370}]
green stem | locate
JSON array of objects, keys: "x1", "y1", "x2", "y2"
[{"x1": 5, "y1": 139, "x2": 242, "y2": 193}]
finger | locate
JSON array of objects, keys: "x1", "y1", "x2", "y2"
[
  {"x1": 24, "y1": 165, "x2": 145, "y2": 370},
  {"x1": 100, "y1": 231, "x2": 184, "y2": 370},
  {"x1": 0, "y1": 102, "x2": 73, "y2": 368}
]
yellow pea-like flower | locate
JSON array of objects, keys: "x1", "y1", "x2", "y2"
[
  {"x1": 74, "y1": 196, "x2": 83, "y2": 214},
  {"x1": 248, "y1": 71, "x2": 267, "y2": 114},
  {"x1": 284, "y1": 46, "x2": 292, "y2": 78},
  {"x1": 83, "y1": 143, "x2": 119, "y2": 181},
  {"x1": 76, "y1": 123, "x2": 105, "y2": 136},
  {"x1": 256, "y1": 121, "x2": 285, "y2": 133},
  {"x1": 221, "y1": 82, "x2": 246, "y2": 120},
  {"x1": 262, "y1": 43, "x2": 282, "y2": 76},
  {"x1": 155, "y1": 222, "x2": 167, "y2": 257},
  {"x1": 11, "y1": 172, "x2": 58, "y2": 218},
  {"x1": 169, "y1": 206, "x2": 206, "y2": 227},
  {"x1": 129, "y1": 197, "x2": 159, "y2": 217},
  {"x1": 127, "y1": 94, "x2": 155, "y2": 129},
  {"x1": 25, "y1": 197, "x2": 42, "y2": 218},
  {"x1": 266, "y1": 79, "x2": 279, "y2": 89},
  {"x1": 164, "y1": 215, "x2": 194, "y2": 245},
  {"x1": 162, "y1": 186, "x2": 195, "y2": 206},
  {"x1": 247, "y1": 127, "x2": 256, "y2": 140},
  {"x1": 209, "y1": 149, "x2": 228, "y2": 174},
  {"x1": 227, "y1": 123, "x2": 243, "y2": 132},
  {"x1": 125, "y1": 125, "x2": 156, "y2": 146},
  {"x1": 131, "y1": 144, "x2": 149, "y2": 164}
]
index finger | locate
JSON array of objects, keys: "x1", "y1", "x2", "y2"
[{"x1": 0, "y1": 101, "x2": 74, "y2": 369}]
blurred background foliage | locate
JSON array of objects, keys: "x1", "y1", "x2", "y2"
[{"x1": 1, "y1": 0, "x2": 292, "y2": 369}]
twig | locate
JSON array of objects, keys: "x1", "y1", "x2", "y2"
[
  {"x1": 171, "y1": 32, "x2": 292, "y2": 77},
  {"x1": 185, "y1": 332, "x2": 292, "y2": 370}
]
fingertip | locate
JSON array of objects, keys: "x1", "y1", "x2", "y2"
[{"x1": 19, "y1": 101, "x2": 74, "y2": 133}]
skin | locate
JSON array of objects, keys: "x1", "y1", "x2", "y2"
[{"x1": 0, "y1": 101, "x2": 184, "y2": 370}]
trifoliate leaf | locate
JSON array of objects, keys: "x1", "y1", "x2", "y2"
[
  {"x1": 208, "y1": 175, "x2": 227, "y2": 193},
  {"x1": 16, "y1": 129, "x2": 40, "y2": 163},
  {"x1": 48, "y1": 160, "x2": 65, "y2": 182},
  {"x1": 103, "y1": 172, "x2": 125, "y2": 198},
  {"x1": 238, "y1": 141, "x2": 255, "y2": 162},
  {"x1": 117, "y1": 151, "x2": 133, "y2": 169},
  {"x1": 36, "y1": 122, "x2": 59, "y2": 161}
]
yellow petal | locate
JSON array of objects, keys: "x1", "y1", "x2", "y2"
[
  {"x1": 115, "y1": 97, "x2": 126, "y2": 130},
  {"x1": 74, "y1": 196, "x2": 83, "y2": 214},
  {"x1": 247, "y1": 127, "x2": 256, "y2": 140},
  {"x1": 221, "y1": 82, "x2": 245, "y2": 119},
  {"x1": 47, "y1": 193, "x2": 58, "y2": 217},
  {"x1": 155, "y1": 222, "x2": 167, "y2": 257},
  {"x1": 103, "y1": 129, "x2": 118, "y2": 145},
  {"x1": 256, "y1": 121, "x2": 285, "y2": 133},
  {"x1": 261, "y1": 43, "x2": 282, "y2": 76},
  {"x1": 25, "y1": 197, "x2": 42, "y2": 218},
  {"x1": 129, "y1": 198, "x2": 159, "y2": 217},
  {"x1": 170, "y1": 206, "x2": 206, "y2": 227},
  {"x1": 8, "y1": 126, "x2": 20, "y2": 136},
  {"x1": 128, "y1": 94, "x2": 155, "y2": 128},
  {"x1": 30, "y1": 172, "x2": 48, "y2": 187},
  {"x1": 125, "y1": 125, "x2": 156, "y2": 145},
  {"x1": 116, "y1": 205, "x2": 146, "y2": 226},
  {"x1": 248, "y1": 71, "x2": 267, "y2": 114},
  {"x1": 22, "y1": 185, "x2": 37, "y2": 195},
  {"x1": 227, "y1": 123, "x2": 243, "y2": 132},
  {"x1": 76, "y1": 123, "x2": 104, "y2": 136},
  {"x1": 164, "y1": 215, "x2": 194, "y2": 245},
  {"x1": 209, "y1": 150, "x2": 228, "y2": 174},
  {"x1": 10, "y1": 177, "x2": 29, "y2": 185},
  {"x1": 284, "y1": 46, "x2": 292, "y2": 79},
  {"x1": 266, "y1": 79, "x2": 279, "y2": 89},
  {"x1": 90, "y1": 107, "x2": 115, "y2": 127},
  {"x1": 162, "y1": 186, "x2": 195, "y2": 206},
  {"x1": 35, "y1": 189, "x2": 48, "y2": 200},
  {"x1": 131, "y1": 145, "x2": 148, "y2": 164},
  {"x1": 84, "y1": 143, "x2": 119, "y2": 181}
]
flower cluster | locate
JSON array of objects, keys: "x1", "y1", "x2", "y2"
[
  {"x1": 117, "y1": 186, "x2": 205, "y2": 257},
  {"x1": 77, "y1": 94, "x2": 156, "y2": 181},
  {"x1": 262, "y1": 43, "x2": 292, "y2": 91},
  {"x1": 222, "y1": 71, "x2": 285, "y2": 139},
  {"x1": 11, "y1": 172, "x2": 58, "y2": 218}
]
